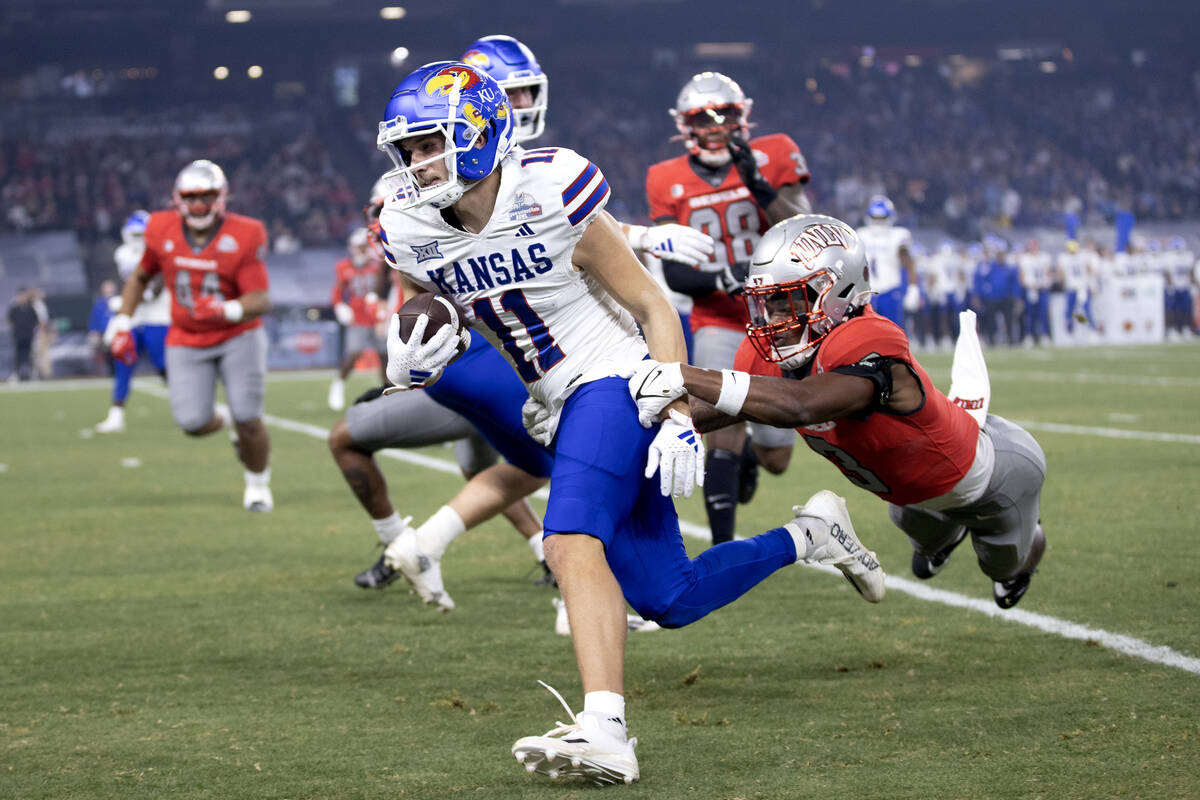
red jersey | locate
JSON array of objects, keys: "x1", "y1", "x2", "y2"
[
  {"x1": 331, "y1": 257, "x2": 382, "y2": 327},
  {"x1": 141, "y1": 211, "x2": 269, "y2": 348},
  {"x1": 734, "y1": 308, "x2": 978, "y2": 505},
  {"x1": 646, "y1": 133, "x2": 809, "y2": 333}
]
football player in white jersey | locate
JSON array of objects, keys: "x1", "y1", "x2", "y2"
[
  {"x1": 96, "y1": 211, "x2": 170, "y2": 432},
  {"x1": 1016, "y1": 239, "x2": 1052, "y2": 347},
  {"x1": 374, "y1": 61, "x2": 884, "y2": 786},
  {"x1": 1166, "y1": 236, "x2": 1196, "y2": 339},
  {"x1": 1055, "y1": 239, "x2": 1092, "y2": 343},
  {"x1": 335, "y1": 36, "x2": 715, "y2": 598},
  {"x1": 856, "y1": 195, "x2": 916, "y2": 329},
  {"x1": 928, "y1": 239, "x2": 967, "y2": 348}
]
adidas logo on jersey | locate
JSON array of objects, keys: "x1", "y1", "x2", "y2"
[{"x1": 515, "y1": 223, "x2": 537, "y2": 237}]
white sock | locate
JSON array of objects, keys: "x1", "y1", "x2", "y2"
[
  {"x1": 582, "y1": 691, "x2": 627, "y2": 740},
  {"x1": 785, "y1": 517, "x2": 828, "y2": 562},
  {"x1": 527, "y1": 531, "x2": 545, "y2": 563},
  {"x1": 107, "y1": 406, "x2": 125, "y2": 423},
  {"x1": 372, "y1": 512, "x2": 407, "y2": 545},
  {"x1": 244, "y1": 467, "x2": 271, "y2": 489},
  {"x1": 415, "y1": 505, "x2": 465, "y2": 558}
]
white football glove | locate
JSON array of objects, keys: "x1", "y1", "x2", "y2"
[
  {"x1": 383, "y1": 313, "x2": 463, "y2": 393},
  {"x1": 628, "y1": 359, "x2": 686, "y2": 428},
  {"x1": 521, "y1": 396, "x2": 557, "y2": 447},
  {"x1": 645, "y1": 409, "x2": 705, "y2": 498},
  {"x1": 333, "y1": 302, "x2": 354, "y2": 326},
  {"x1": 903, "y1": 283, "x2": 921, "y2": 312},
  {"x1": 103, "y1": 313, "x2": 132, "y2": 347},
  {"x1": 633, "y1": 224, "x2": 716, "y2": 270}
]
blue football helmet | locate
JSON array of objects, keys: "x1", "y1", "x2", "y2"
[
  {"x1": 865, "y1": 195, "x2": 895, "y2": 225},
  {"x1": 461, "y1": 35, "x2": 548, "y2": 143},
  {"x1": 120, "y1": 210, "x2": 151, "y2": 246},
  {"x1": 377, "y1": 61, "x2": 515, "y2": 210}
]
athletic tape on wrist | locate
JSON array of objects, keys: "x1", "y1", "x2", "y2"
[{"x1": 714, "y1": 369, "x2": 751, "y2": 416}]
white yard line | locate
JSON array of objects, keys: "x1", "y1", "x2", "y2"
[
  {"x1": 255, "y1": 401, "x2": 1200, "y2": 676},
  {"x1": 8, "y1": 378, "x2": 1199, "y2": 674}
]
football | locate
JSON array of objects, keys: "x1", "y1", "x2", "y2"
[{"x1": 395, "y1": 292, "x2": 469, "y2": 350}]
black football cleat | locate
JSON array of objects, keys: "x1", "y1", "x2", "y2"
[
  {"x1": 737, "y1": 436, "x2": 759, "y2": 505},
  {"x1": 911, "y1": 527, "x2": 968, "y2": 580},
  {"x1": 993, "y1": 523, "x2": 1045, "y2": 609},
  {"x1": 355, "y1": 552, "x2": 400, "y2": 589},
  {"x1": 532, "y1": 560, "x2": 558, "y2": 588}
]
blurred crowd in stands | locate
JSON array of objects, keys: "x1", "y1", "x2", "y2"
[{"x1": 3, "y1": 51, "x2": 1197, "y2": 249}]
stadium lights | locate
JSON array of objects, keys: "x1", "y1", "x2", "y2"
[
  {"x1": 214, "y1": 66, "x2": 230, "y2": 80},
  {"x1": 248, "y1": 65, "x2": 264, "y2": 79},
  {"x1": 225, "y1": 10, "x2": 251, "y2": 23},
  {"x1": 380, "y1": 6, "x2": 406, "y2": 19},
  {"x1": 390, "y1": 46, "x2": 410, "y2": 67},
  {"x1": 1039, "y1": 61, "x2": 1058, "y2": 73}
]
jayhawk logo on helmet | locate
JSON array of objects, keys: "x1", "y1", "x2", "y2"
[
  {"x1": 424, "y1": 65, "x2": 482, "y2": 98},
  {"x1": 461, "y1": 50, "x2": 491, "y2": 69}
]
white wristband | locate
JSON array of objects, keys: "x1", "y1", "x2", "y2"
[
  {"x1": 714, "y1": 369, "x2": 751, "y2": 416},
  {"x1": 222, "y1": 300, "x2": 245, "y2": 323}
]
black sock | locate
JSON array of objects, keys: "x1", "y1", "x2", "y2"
[
  {"x1": 737, "y1": 435, "x2": 759, "y2": 504},
  {"x1": 704, "y1": 448, "x2": 740, "y2": 545}
]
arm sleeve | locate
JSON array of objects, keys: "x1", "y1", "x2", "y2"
[{"x1": 662, "y1": 259, "x2": 720, "y2": 298}]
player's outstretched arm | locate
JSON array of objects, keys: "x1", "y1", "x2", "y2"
[{"x1": 680, "y1": 366, "x2": 876, "y2": 429}]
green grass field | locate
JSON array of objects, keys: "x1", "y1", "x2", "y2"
[{"x1": 3, "y1": 343, "x2": 1198, "y2": 799}]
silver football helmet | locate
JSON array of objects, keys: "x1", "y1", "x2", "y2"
[
  {"x1": 669, "y1": 71, "x2": 753, "y2": 167},
  {"x1": 743, "y1": 214, "x2": 873, "y2": 369},
  {"x1": 173, "y1": 159, "x2": 227, "y2": 230}
]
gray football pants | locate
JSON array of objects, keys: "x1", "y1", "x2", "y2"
[
  {"x1": 345, "y1": 387, "x2": 498, "y2": 475},
  {"x1": 889, "y1": 414, "x2": 1046, "y2": 582}
]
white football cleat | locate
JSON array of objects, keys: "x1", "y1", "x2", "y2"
[
  {"x1": 513, "y1": 682, "x2": 639, "y2": 786},
  {"x1": 243, "y1": 484, "x2": 274, "y2": 512},
  {"x1": 787, "y1": 490, "x2": 885, "y2": 603},
  {"x1": 384, "y1": 530, "x2": 455, "y2": 611},
  {"x1": 552, "y1": 597, "x2": 660, "y2": 637},
  {"x1": 328, "y1": 379, "x2": 345, "y2": 411},
  {"x1": 95, "y1": 408, "x2": 125, "y2": 434}
]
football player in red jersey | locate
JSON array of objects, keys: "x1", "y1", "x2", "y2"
[
  {"x1": 630, "y1": 214, "x2": 1047, "y2": 609},
  {"x1": 110, "y1": 159, "x2": 275, "y2": 511},
  {"x1": 645, "y1": 71, "x2": 812, "y2": 546},
  {"x1": 327, "y1": 227, "x2": 387, "y2": 411}
]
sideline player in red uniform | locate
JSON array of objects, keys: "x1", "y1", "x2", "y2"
[
  {"x1": 630, "y1": 214, "x2": 1047, "y2": 608},
  {"x1": 327, "y1": 227, "x2": 387, "y2": 411},
  {"x1": 110, "y1": 159, "x2": 275, "y2": 511},
  {"x1": 645, "y1": 71, "x2": 813, "y2": 546}
]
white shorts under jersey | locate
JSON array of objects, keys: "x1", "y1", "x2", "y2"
[
  {"x1": 857, "y1": 224, "x2": 912, "y2": 294},
  {"x1": 116, "y1": 242, "x2": 171, "y2": 326},
  {"x1": 378, "y1": 146, "x2": 647, "y2": 411}
]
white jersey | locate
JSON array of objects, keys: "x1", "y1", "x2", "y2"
[
  {"x1": 1169, "y1": 250, "x2": 1195, "y2": 288},
  {"x1": 379, "y1": 147, "x2": 647, "y2": 411},
  {"x1": 856, "y1": 224, "x2": 911, "y2": 294},
  {"x1": 930, "y1": 251, "x2": 967, "y2": 302},
  {"x1": 1057, "y1": 251, "x2": 1090, "y2": 294},
  {"x1": 1017, "y1": 252, "x2": 1053, "y2": 292},
  {"x1": 116, "y1": 242, "x2": 171, "y2": 326}
]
